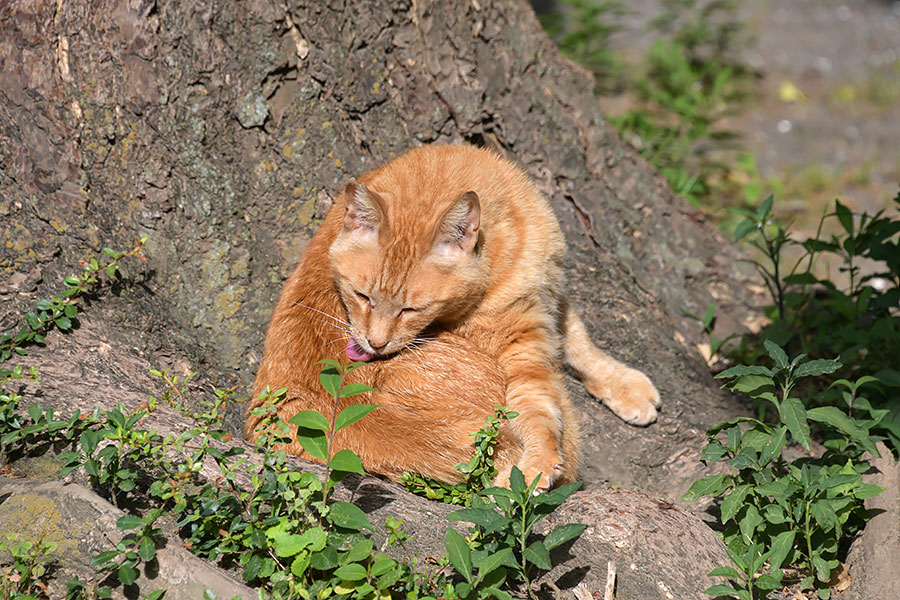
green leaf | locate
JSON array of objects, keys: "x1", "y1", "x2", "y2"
[
  {"x1": 533, "y1": 481, "x2": 582, "y2": 508},
  {"x1": 756, "y1": 195, "x2": 773, "y2": 221},
  {"x1": 25, "y1": 312, "x2": 41, "y2": 330},
  {"x1": 720, "y1": 485, "x2": 751, "y2": 523},
  {"x1": 271, "y1": 533, "x2": 310, "y2": 558},
  {"x1": 333, "y1": 563, "x2": 367, "y2": 581},
  {"x1": 117, "y1": 514, "x2": 143, "y2": 531},
  {"x1": 339, "y1": 383, "x2": 377, "y2": 399},
  {"x1": 445, "y1": 528, "x2": 473, "y2": 583},
  {"x1": 807, "y1": 406, "x2": 879, "y2": 455},
  {"x1": 342, "y1": 538, "x2": 374, "y2": 564},
  {"x1": 288, "y1": 410, "x2": 329, "y2": 432},
  {"x1": 447, "y1": 508, "x2": 507, "y2": 530},
  {"x1": 334, "y1": 404, "x2": 379, "y2": 431},
  {"x1": 734, "y1": 219, "x2": 756, "y2": 242},
  {"x1": 714, "y1": 365, "x2": 773, "y2": 379},
  {"x1": 855, "y1": 484, "x2": 884, "y2": 499},
  {"x1": 810, "y1": 500, "x2": 838, "y2": 532},
  {"x1": 54, "y1": 316, "x2": 72, "y2": 330},
  {"x1": 329, "y1": 448, "x2": 365, "y2": 474},
  {"x1": 475, "y1": 548, "x2": 515, "y2": 580},
  {"x1": 759, "y1": 425, "x2": 788, "y2": 466},
  {"x1": 766, "y1": 530, "x2": 795, "y2": 570},
  {"x1": 812, "y1": 554, "x2": 831, "y2": 581},
  {"x1": 704, "y1": 584, "x2": 744, "y2": 598},
  {"x1": 65, "y1": 276, "x2": 82, "y2": 287},
  {"x1": 144, "y1": 591, "x2": 166, "y2": 600},
  {"x1": 763, "y1": 340, "x2": 788, "y2": 370},
  {"x1": 138, "y1": 535, "x2": 156, "y2": 562},
  {"x1": 296, "y1": 428, "x2": 328, "y2": 462},
  {"x1": 739, "y1": 505, "x2": 762, "y2": 541},
  {"x1": 834, "y1": 200, "x2": 853, "y2": 235},
  {"x1": 780, "y1": 397, "x2": 811, "y2": 452},
  {"x1": 328, "y1": 501, "x2": 372, "y2": 531},
  {"x1": 708, "y1": 566, "x2": 742, "y2": 578},
  {"x1": 118, "y1": 564, "x2": 137, "y2": 586},
  {"x1": 64, "y1": 304, "x2": 78, "y2": 318},
  {"x1": 102, "y1": 247, "x2": 124, "y2": 259},
  {"x1": 523, "y1": 540, "x2": 551, "y2": 571},
  {"x1": 681, "y1": 474, "x2": 729, "y2": 501},
  {"x1": 794, "y1": 359, "x2": 842, "y2": 379},
  {"x1": 319, "y1": 366, "x2": 341, "y2": 397},
  {"x1": 543, "y1": 523, "x2": 586, "y2": 550}
]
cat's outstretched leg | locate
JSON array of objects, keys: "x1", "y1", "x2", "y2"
[{"x1": 562, "y1": 303, "x2": 660, "y2": 425}]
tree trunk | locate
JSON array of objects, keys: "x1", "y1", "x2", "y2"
[{"x1": 0, "y1": 0, "x2": 760, "y2": 597}]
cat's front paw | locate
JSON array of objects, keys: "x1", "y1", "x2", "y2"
[
  {"x1": 496, "y1": 454, "x2": 564, "y2": 494},
  {"x1": 596, "y1": 367, "x2": 660, "y2": 426}
]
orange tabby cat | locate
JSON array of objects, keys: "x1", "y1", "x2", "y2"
[{"x1": 247, "y1": 144, "x2": 660, "y2": 490}]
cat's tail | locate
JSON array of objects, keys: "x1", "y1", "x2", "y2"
[{"x1": 561, "y1": 302, "x2": 661, "y2": 425}]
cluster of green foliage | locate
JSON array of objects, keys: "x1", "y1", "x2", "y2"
[
  {"x1": 402, "y1": 406, "x2": 517, "y2": 506},
  {"x1": 0, "y1": 534, "x2": 58, "y2": 600},
  {"x1": 684, "y1": 191, "x2": 900, "y2": 599},
  {"x1": 0, "y1": 246, "x2": 585, "y2": 600},
  {"x1": 0, "y1": 238, "x2": 148, "y2": 362},
  {"x1": 539, "y1": 0, "x2": 753, "y2": 209}
]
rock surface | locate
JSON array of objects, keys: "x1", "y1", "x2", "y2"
[{"x1": 0, "y1": 0, "x2": 761, "y2": 597}]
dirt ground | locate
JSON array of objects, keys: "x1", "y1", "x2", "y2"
[{"x1": 604, "y1": 0, "x2": 900, "y2": 232}]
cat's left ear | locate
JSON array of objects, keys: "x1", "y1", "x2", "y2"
[{"x1": 433, "y1": 191, "x2": 480, "y2": 258}]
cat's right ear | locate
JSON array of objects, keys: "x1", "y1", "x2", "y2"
[{"x1": 342, "y1": 179, "x2": 386, "y2": 238}]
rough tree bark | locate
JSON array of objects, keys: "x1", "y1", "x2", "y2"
[{"x1": 0, "y1": 0, "x2": 761, "y2": 598}]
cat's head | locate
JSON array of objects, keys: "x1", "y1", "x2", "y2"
[{"x1": 328, "y1": 179, "x2": 489, "y2": 361}]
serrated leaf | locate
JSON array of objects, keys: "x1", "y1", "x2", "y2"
[
  {"x1": 543, "y1": 523, "x2": 586, "y2": 550},
  {"x1": 855, "y1": 483, "x2": 884, "y2": 499},
  {"x1": 759, "y1": 425, "x2": 788, "y2": 466},
  {"x1": 780, "y1": 397, "x2": 811, "y2": 452},
  {"x1": 334, "y1": 404, "x2": 379, "y2": 431},
  {"x1": 329, "y1": 448, "x2": 365, "y2": 474},
  {"x1": 445, "y1": 528, "x2": 472, "y2": 583},
  {"x1": 288, "y1": 410, "x2": 329, "y2": 432},
  {"x1": 328, "y1": 501, "x2": 372, "y2": 531}
]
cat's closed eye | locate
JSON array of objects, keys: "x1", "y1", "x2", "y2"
[
  {"x1": 398, "y1": 307, "x2": 418, "y2": 317},
  {"x1": 355, "y1": 291, "x2": 372, "y2": 305}
]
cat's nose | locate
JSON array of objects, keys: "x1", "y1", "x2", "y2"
[{"x1": 367, "y1": 337, "x2": 388, "y2": 350}]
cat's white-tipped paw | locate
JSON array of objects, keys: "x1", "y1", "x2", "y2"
[{"x1": 598, "y1": 367, "x2": 661, "y2": 426}]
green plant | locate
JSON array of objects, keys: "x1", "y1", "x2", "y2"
[
  {"x1": 0, "y1": 534, "x2": 57, "y2": 600},
  {"x1": 732, "y1": 192, "x2": 900, "y2": 450},
  {"x1": 684, "y1": 343, "x2": 885, "y2": 599},
  {"x1": 403, "y1": 406, "x2": 517, "y2": 506},
  {"x1": 445, "y1": 469, "x2": 585, "y2": 600},
  {"x1": 538, "y1": 0, "x2": 626, "y2": 94},
  {"x1": 87, "y1": 511, "x2": 165, "y2": 596},
  {"x1": 0, "y1": 239, "x2": 148, "y2": 363}
]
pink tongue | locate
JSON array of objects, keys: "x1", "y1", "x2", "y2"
[{"x1": 346, "y1": 339, "x2": 374, "y2": 362}]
